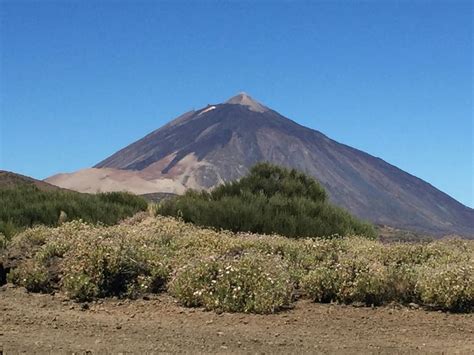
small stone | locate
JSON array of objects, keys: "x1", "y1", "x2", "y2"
[
  {"x1": 80, "y1": 303, "x2": 89, "y2": 311},
  {"x1": 408, "y1": 303, "x2": 420, "y2": 310},
  {"x1": 217, "y1": 331, "x2": 224, "y2": 336},
  {"x1": 116, "y1": 325, "x2": 122, "y2": 330}
]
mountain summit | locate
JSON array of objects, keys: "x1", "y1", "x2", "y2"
[
  {"x1": 46, "y1": 93, "x2": 474, "y2": 236},
  {"x1": 225, "y1": 92, "x2": 268, "y2": 112}
]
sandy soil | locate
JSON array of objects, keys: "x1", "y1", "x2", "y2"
[
  {"x1": 45, "y1": 168, "x2": 187, "y2": 195},
  {"x1": 1, "y1": 285, "x2": 473, "y2": 354}
]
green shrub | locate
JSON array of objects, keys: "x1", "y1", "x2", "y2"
[
  {"x1": 0, "y1": 232, "x2": 6, "y2": 250},
  {"x1": 0, "y1": 220, "x2": 19, "y2": 241},
  {"x1": 0, "y1": 185, "x2": 148, "y2": 239},
  {"x1": 169, "y1": 252, "x2": 294, "y2": 313},
  {"x1": 159, "y1": 163, "x2": 376, "y2": 239}
]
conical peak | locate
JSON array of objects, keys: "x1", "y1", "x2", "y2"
[{"x1": 225, "y1": 92, "x2": 268, "y2": 113}]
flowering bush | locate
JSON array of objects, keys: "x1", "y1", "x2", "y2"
[
  {"x1": 60, "y1": 227, "x2": 172, "y2": 300},
  {"x1": 7, "y1": 260, "x2": 52, "y2": 293},
  {"x1": 3, "y1": 215, "x2": 473, "y2": 313},
  {"x1": 301, "y1": 266, "x2": 339, "y2": 303},
  {"x1": 169, "y1": 252, "x2": 293, "y2": 313},
  {"x1": 301, "y1": 259, "x2": 417, "y2": 306},
  {"x1": 416, "y1": 262, "x2": 473, "y2": 312}
]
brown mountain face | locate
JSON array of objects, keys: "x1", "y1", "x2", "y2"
[
  {"x1": 47, "y1": 93, "x2": 474, "y2": 237},
  {"x1": 0, "y1": 170, "x2": 64, "y2": 192}
]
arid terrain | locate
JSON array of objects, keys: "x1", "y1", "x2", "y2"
[
  {"x1": 1, "y1": 285, "x2": 473, "y2": 353},
  {"x1": 3, "y1": 2, "x2": 472, "y2": 354}
]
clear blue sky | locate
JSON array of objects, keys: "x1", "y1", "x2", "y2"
[{"x1": 0, "y1": 1, "x2": 472, "y2": 207}]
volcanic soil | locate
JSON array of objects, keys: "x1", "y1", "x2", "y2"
[{"x1": 1, "y1": 285, "x2": 473, "y2": 353}]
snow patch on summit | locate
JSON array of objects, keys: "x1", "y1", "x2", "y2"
[{"x1": 198, "y1": 106, "x2": 216, "y2": 116}]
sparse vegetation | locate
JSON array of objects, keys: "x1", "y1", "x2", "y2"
[
  {"x1": 158, "y1": 163, "x2": 376, "y2": 239},
  {"x1": 4, "y1": 216, "x2": 473, "y2": 313},
  {"x1": 0, "y1": 185, "x2": 148, "y2": 240}
]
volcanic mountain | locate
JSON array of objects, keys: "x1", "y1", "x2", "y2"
[{"x1": 46, "y1": 93, "x2": 474, "y2": 236}]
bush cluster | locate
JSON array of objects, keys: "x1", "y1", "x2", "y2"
[
  {"x1": 169, "y1": 252, "x2": 293, "y2": 313},
  {"x1": 8, "y1": 261, "x2": 52, "y2": 293},
  {"x1": 416, "y1": 263, "x2": 473, "y2": 312},
  {"x1": 158, "y1": 163, "x2": 376, "y2": 239},
  {"x1": 6, "y1": 220, "x2": 172, "y2": 301},
  {"x1": 4, "y1": 216, "x2": 473, "y2": 313},
  {"x1": 0, "y1": 185, "x2": 148, "y2": 239}
]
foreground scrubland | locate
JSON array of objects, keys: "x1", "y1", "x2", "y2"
[{"x1": 3, "y1": 214, "x2": 472, "y2": 313}]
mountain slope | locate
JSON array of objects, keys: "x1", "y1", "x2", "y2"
[{"x1": 47, "y1": 93, "x2": 474, "y2": 236}]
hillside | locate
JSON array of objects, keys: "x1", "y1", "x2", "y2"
[
  {"x1": 46, "y1": 93, "x2": 474, "y2": 237},
  {"x1": 0, "y1": 170, "x2": 63, "y2": 192},
  {"x1": 0, "y1": 170, "x2": 148, "y2": 238}
]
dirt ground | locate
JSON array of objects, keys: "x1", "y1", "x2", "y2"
[{"x1": 1, "y1": 285, "x2": 473, "y2": 354}]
